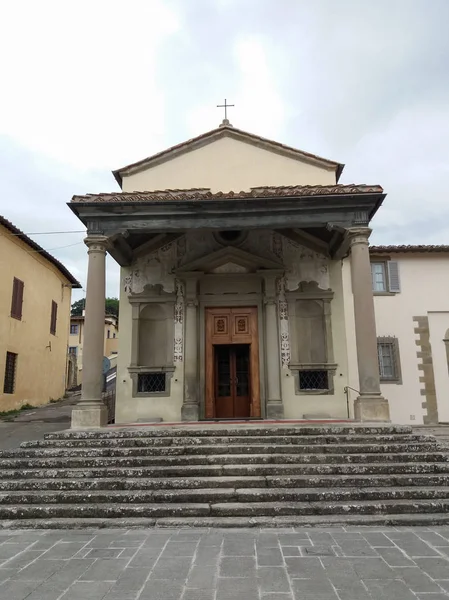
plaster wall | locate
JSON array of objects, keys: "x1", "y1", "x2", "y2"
[
  {"x1": 0, "y1": 224, "x2": 72, "y2": 411},
  {"x1": 343, "y1": 253, "x2": 449, "y2": 424},
  {"x1": 122, "y1": 136, "x2": 336, "y2": 193}
]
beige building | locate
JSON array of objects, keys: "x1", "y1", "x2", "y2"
[
  {"x1": 0, "y1": 215, "x2": 80, "y2": 411},
  {"x1": 68, "y1": 313, "x2": 118, "y2": 386},
  {"x1": 365, "y1": 246, "x2": 449, "y2": 426},
  {"x1": 68, "y1": 120, "x2": 396, "y2": 428}
]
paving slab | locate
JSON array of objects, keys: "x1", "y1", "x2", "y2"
[{"x1": 0, "y1": 527, "x2": 448, "y2": 599}]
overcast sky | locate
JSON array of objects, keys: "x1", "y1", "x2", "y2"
[{"x1": 0, "y1": 0, "x2": 448, "y2": 300}]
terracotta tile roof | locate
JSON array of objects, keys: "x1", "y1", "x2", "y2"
[
  {"x1": 71, "y1": 184, "x2": 383, "y2": 204},
  {"x1": 0, "y1": 215, "x2": 82, "y2": 287},
  {"x1": 112, "y1": 125, "x2": 345, "y2": 186},
  {"x1": 370, "y1": 245, "x2": 449, "y2": 254}
]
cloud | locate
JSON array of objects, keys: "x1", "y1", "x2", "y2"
[
  {"x1": 0, "y1": 0, "x2": 448, "y2": 301},
  {"x1": 0, "y1": 0, "x2": 180, "y2": 170}
]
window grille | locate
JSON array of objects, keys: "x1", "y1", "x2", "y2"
[
  {"x1": 3, "y1": 352, "x2": 18, "y2": 394},
  {"x1": 377, "y1": 338, "x2": 401, "y2": 381},
  {"x1": 299, "y1": 370, "x2": 328, "y2": 390},
  {"x1": 137, "y1": 372, "x2": 166, "y2": 393}
]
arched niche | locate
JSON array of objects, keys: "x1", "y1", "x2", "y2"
[{"x1": 138, "y1": 303, "x2": 174, "y2": 367}]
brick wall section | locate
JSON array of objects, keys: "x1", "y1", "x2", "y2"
[{"x1": 414, "y1": 316, "x2": 438, "y2": 424}]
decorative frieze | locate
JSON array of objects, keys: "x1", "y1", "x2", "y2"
[
  {"x1": 278, "y1": 277, "x2": 291, "y2": 368},
  {"x1": 173, "y1": 279, "x2": 184, "y2": 362}
]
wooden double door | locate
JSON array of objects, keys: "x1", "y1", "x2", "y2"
[{"x1": 205, "y1": 307, "x2": 260, "y2": 419}]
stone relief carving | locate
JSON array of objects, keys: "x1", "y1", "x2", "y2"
[
  {"x1": 278, "y1": 277, "x2": 291, "y2": 368},
  {"x1": 124, "y1": 242, "x2": 177, "y2": 294},
  {"x1": 124, "y1": 231, "x2": 329, "y2": 296},
  {"x1": 282, "y1": 237, "x2": 329, "y2": 291},
  {"x1": 173, "y1": 279, "x2": 184, "y2": 362}
]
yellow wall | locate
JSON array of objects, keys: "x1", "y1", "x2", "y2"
[
  {"x1": 0, "y1": 224, "x2": 73, "y2": 411},
  {"x1": 122, "y1": 136, "x2": 337, "y2": 192}
]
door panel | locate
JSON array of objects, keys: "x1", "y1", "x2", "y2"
[
  {"x1": 205, "y1": 307, "x2": 260, "y2": 419},
  {"x1": 214, "y1": 345, "x2": 251, "y2": 418},
  {"x1": 215, "y1": 346, "x2": 233, "y2": 418}
]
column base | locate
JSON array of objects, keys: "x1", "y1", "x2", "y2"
[
  {"x1": 71, "y1": 404, "x2": 108, "y2": 429},
  {"x1": 354, "y1": 394, "x2": 390, "y2": 422},
  {"x1": 266, "y1": 401, "x2": 284, "y2": 420},
  {"x1": 181, "y1": 403, "x2": 199, "y2": 421}
]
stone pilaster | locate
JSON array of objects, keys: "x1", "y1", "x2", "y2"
[
  {"x1": 348, "y1": 227, "x2": 390, "y2": 422},
  {"x1": 181, "y1": 274, "x2": 200, "y2": 421},
  {"x1": 262, "y1": 272, "x2": 284, "y2": 419},
  {"x1": 71, "y1": 236, "x2": 109, "y2": 428}
]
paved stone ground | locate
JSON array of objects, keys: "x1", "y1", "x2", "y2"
[
  {"x1": 1, "y1": 527, "x2": 449, "y2": 599},
  {"x1": 0, "y1": 397, "x2": 76, "y2": 451}
]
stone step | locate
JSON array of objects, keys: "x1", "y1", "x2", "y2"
[
  {"x1": 0, "y1": 462, "x2": 448, "y2": 480},
  {"x1": 211, "y1": 499, "x2": 449, "y2": 517},
  {"x1": 0, "y1": 476, "x2": 267, "y2": 491},
  {"x1": 0, "y1": 451, "x2": 446, "y2": 470},
  {"x1": 43, "y1": 425, "x2": 413, "y2": 440},
  {"x1": 4, "y1": 512, "x2": 449, "y2": 529},
  {"x1": 0, "y1": 486, "x2": 448, "y2": 505},
  {"x1": 20, "y1": 433, "x2": 429, "y2": 448},
  {"x1": 0, "y1": 497, "x2": 448, "y2": 519},
  {"x1": 1, "y1": 472, "x2": 449, "y2": 491},
  {"x1": 7, "y1": 442, "x2": 439, "y2": 458}
]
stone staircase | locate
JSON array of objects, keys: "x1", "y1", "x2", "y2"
[{"x1": 1, "y1": 424, "x2": 449, "y2": 528}]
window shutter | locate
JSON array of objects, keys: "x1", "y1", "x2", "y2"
[
  {"x1": 11, "y1": 278, "x2": 24, "y2": 320},
  {"x1": 50, "y1": 301, "x2": 58, "y2": 335},
  {"x1": 387, "y1": 261, "x2": 401, "y2": 292}
]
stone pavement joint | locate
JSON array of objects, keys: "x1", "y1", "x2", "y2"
[{"x1": 0, "y1": 527, "x2": 449, "y2": 598}]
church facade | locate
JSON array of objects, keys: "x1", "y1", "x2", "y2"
[{"x1": 69, "y1": 121, "x2": 391, "y2": 428}]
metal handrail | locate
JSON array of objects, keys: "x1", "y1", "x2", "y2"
[{"x1": 343, "y1": 385, "x2": 360, "y2": 419}]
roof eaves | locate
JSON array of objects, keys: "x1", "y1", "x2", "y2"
[
  {"x1": 0, "y1": 215, "x2": 82, "y2": 288},
  {"x1": 370, "y1": 245, "x2": 449, "y2": 254}
]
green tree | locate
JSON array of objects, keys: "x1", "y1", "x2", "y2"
[{"x1": 71, "y1": 297, "x2": 119, "y2": 318}]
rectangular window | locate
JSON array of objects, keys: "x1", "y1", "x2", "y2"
[
  {"x1": 137, "y1": 372, "x2": 166, "y2": 393},
  {"x1": 10, "y1": 278, "x2": 24, "y2": 320},
  {"x1": 371, "y1": 261, "x2": 401, "y2": 293},
  {"x1": 3, "y1": 352, "x2": 18, "y2": 394},
  {"x1": 298, "y1": 370, "x2": 328, "y2": 391},
  {"x1": 68, "y1": 346, "x2": 77, "y2": 356},
  {"x1": 371, "y1": 263, "x2": 387, "y2": 292},
  {"x1": 50, "y1": 301, "x2": 58, "y2": 335},
  {"x1": 70, "y1": 324, "x2": 78, "y2": 335},
  {"x1": 377, "y1": 337, "x2": 402, "y2": 383},
  {"x1": 107, "y1": 329, "x2": 110, "y2": 339}
]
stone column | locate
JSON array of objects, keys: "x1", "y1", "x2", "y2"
[
  {"x1": 181, "y1": 274, "x2": 200, "y2": 421},
  {"x1": 71, "y1": 236, "x2": 108, "y2": 429},
  {"x1": 263, "y1": 273, "x2": 284, "y2": 419},
  {"x1": 348, "y1": 227, "x2": 390, "y2": 421}
]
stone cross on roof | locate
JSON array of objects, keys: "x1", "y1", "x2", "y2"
[{"x1": 217, "y1": 98, "x2": 234, "y2": 127}]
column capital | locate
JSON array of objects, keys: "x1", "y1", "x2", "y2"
[
  {"x1": 84, "y1": 235, "x2": 109, "y2": 253},
  {"x1": 345, "y1": 227, "x2": 372, "y2": 248}
]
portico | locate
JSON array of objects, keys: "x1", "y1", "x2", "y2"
[{"x1": 69, "y1": 133, "x2": 390, "y2": 427}]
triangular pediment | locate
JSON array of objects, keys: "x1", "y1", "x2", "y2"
[
  {"x1": 113, "y1": 125, "x2": 343, "y2": 188},
  {"x1": 177, "y1": 246, "x2": 283, "y2": 274}
]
